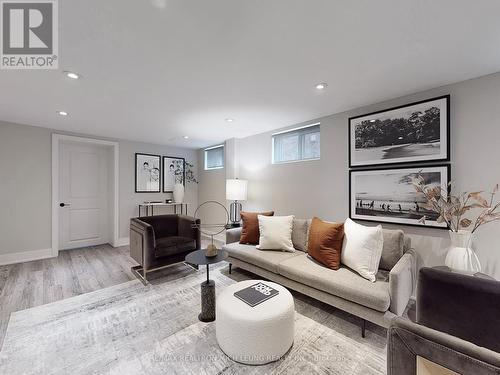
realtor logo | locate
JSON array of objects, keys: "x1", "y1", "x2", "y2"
[{"x1": 1, "y1": 0, "x2": 58, "y2": 69}]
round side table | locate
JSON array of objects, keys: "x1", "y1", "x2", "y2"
[{"x1": 185, "y1": 249, "x2": 228, "y2": 322}]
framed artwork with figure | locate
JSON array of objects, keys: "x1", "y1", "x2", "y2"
[
  {"x1": 135, "y1": 153, "x2": 161, "y2": 193},
  {"x1": 349, "y1": 165, "x2": 450, "y2": 229},
  {"x1": 163, "y1": 156, "x2": 185, "y2": 193}
]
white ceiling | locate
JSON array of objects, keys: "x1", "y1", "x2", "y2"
[{"x1": 1, "y1": 0, "x2": 500, "y2": 149}]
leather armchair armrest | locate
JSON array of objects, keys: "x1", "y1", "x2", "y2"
[
  {"x1": 226, "y1": 227, "x2": 242, "y2": 244},
  {"x1": 389, "y1": 249, "x2": 416, "y2": 315},
  {"x1": 387, "y1": 317, "x2": 500, "y2": 375},
  {"x1": 130, "y1": 218, "x2": 155, "y2": 269},
  {"x1": 178, "y1": 215, "x2": 201, "y2": 249},
  {"x1": 417, "y1": 267, "x2": 500, "y2": 352}
]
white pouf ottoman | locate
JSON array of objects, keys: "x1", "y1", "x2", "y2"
[{"x1": 216, "y1": 280, "x2": 295, "y2": 365}]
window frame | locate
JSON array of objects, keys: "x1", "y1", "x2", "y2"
[
  {"x1": 204, "y1": 144, "x2": 225, "y2": 170},
  {"x1": 272, "y1": 123, "x2": 321, "y2": 164}
]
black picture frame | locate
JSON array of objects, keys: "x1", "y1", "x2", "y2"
[
  {"x1": 162, "y1": 156, "x2": 185, "y2": 193},
  {"x1": 349, "y1": 164, "x2": 451, "y2": 229},
  {"x1": 348, "y1": 95, "x2": 450, "y2": 168},
  {"x1": 135, "y1": 153, "x2": 161, "y2": 193}
]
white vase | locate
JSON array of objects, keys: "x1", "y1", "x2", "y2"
[
  {"x1": 444, "y1": 230, "x2": 481, "y2": 274},
  {"x1": 173, "y1": 183, "x2": 184, "y2": 203}
]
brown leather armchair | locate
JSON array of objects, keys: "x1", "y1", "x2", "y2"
[{"x1": 130, "y1": 214, "x2": 201, "y2": 284}]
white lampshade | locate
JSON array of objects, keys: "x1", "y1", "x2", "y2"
[{"x1": 226, "y1": 179, "x2": 248, "y2": 201}]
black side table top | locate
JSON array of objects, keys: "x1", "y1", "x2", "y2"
[{"x1": 185, "y1": 249, "x2": 228, "y2": 266}]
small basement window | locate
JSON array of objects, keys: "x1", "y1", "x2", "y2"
[
  {"x1": 272, "y1": 123, "x2": 320, "y2": 164},
  {"x1": 204, "y1": 144, "x2": 224, "y2": 170}
]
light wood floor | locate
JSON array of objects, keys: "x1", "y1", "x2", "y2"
[
  {"x1": 0, "y1": 244, "x2": 138, "y2": 348},
  {"x1": 0, "y1": 240, "x2": 216, "y2": 348},
  {"x1": 0, "y1": 241, "x2": 412, "y2": 351}
]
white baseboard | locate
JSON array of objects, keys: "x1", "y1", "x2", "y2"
[
  {"x1": 113, "y1": 237, "x2": 130, "y2": 247},
  {"x1": 0, "y1": 248, "x2": 56, "y2": 266}
]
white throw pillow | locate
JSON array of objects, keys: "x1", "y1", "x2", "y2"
[
  {"x1": 256, "y1": 215, "x2": 295, "y2": 252},
  {"x1": 341, "y1": 218, "x2": 384, "y2": 282}
]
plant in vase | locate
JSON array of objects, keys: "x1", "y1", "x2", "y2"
[
  {"x1": 172, "y1": 160, "x2": 198, "y2": 203},
  {"x1": 412, "y1": 176, "x2": 500, "y2": 273}
]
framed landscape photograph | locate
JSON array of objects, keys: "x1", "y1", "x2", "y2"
[
  {"x1": 163, "y1": 156, "x2": 185, "y2": 193},
  {"x1": 135, "y1": 153, "x2": 161, "y2": 193},
  {"x1": 349, "y1": 165, "x2": 450, "y2": 229},
  {"x1": 349, "y1": 95, "x2": 450, "y2": 167}
]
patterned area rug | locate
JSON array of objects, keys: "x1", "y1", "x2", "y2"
[{"x1": 0, "y1": 263, "x2": 387, "y2": 374}]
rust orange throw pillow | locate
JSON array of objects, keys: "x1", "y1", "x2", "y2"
[
  {"x1": 307, "y1": 217, "x2": 345, "y2": 270},
  {"x1": 240, "y1": 211, "x2": 274, "y2": 244}
]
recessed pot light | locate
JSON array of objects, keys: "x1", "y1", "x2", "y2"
[
  {"x1": 315, "y1": 83, "x2": 327, "y2": 90},
  {"x1": 183, "y1": 136, "x2": 189, "y2": 139},
  {"x1": 369, "y1": 119, "x2": 376, "y2": 123},
  {"x1": 57, "y1": 111, "x2": 68, "y2": 116},
  {"x1": 225, "y1": 118, "x2": 234, "y2": 123},
  {"x1": 64, "y1": 71, "x2": 80, "y2": 79}
]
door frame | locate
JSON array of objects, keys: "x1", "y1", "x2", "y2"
[{"x1": 52, "y1": 134, "x2": 120, "y2": 256}]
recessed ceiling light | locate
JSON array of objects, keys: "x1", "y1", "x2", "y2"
[
  {"x1": 315, "y1": 83, "x2": 327, "y2": 90},
  {"x1": 57, "y1": 111, "x2": 68, "y2": 116},
  {"x1": 183, "y1": 135, "x2": 189, "y2": 139},
  {"x1": 225, "y1": 118, "x2": 234, "y2": 123},
  {"x1": 369, "y1": 119, "x2": 376, "y2": 123},
  {"x1": 64, "y1": 71, "x2": 80, "y2": 79}
]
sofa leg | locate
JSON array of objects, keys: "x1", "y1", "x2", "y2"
[
  {"x1": 229, "y1": 263, "x2": 232, "y2": 274},
  {"x1": 361, "y1": 319, "x2": 366, "y2": 338}
]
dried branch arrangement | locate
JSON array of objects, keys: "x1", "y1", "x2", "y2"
[
  {"x1": 412, "y1": 175, "x2": 500, "y2": 233},
  {"x1": 172, "y1": 160, "x2": 199, "y2": 184},
  {"x1": 183, "y1": 161, "x2": 199, "y2": 184}
]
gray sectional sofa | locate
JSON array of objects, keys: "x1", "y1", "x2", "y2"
[{"x1": 223, "y1": 219, "x2": 416, "y2": 332}]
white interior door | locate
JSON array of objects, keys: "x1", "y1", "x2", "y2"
[{"x1": 59, "y1": 142, "x2": 109, "y2": 250}]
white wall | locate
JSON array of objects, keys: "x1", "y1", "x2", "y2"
[
  {"x1": 0, "y1": 123, "x2": 52, "y2": 256},
  {"x1": 0, "y1": 121, "x2": 198, "y2": 262},
  {"x1": 197, "y1": 146, "x2": 227, "y2": 241},
  {"x1": 200, "y1": 72, "x2": 500, "y2": 279}
]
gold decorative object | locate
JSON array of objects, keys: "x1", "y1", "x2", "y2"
[{"x1": 205, "y1": 243, "x2": 218, "y2": 258}]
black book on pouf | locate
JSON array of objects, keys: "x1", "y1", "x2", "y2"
[{"x1": 234, "y1": 282, "x2": 279, "y2": 307}]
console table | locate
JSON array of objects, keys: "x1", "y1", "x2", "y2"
[{"x1": 138, "y1": 202, "x2": 188, "y2": 217}]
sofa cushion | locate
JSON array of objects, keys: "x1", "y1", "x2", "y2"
[
  {"x1": 307, "y1": 217, "x2": 344, "y2": 270},
  {"x1": 224, "y1": 243, "x2": 301, "y2": 273},
  {"x1": 138, "y1": 215, "x2": 179, "y2": 239},
  {"x1": 341, "y1": 218, "x2": 384, "y2": 282},
  {"x1": 380, "y1": 228, "x2": 405, "y2": 271},
  {"x1": 155, "y1": 236, "x2": 195, "y2": 258},
  {"x1": 240, "y1": 211, "x2": 274, "y2": 245},
  {"x1": 292, "y1": 218, "x2": 310, "y2": 252},
  {"x1": 256, "y1": 215, "x2": 295, "y2": 252},
  {"x1": 278, "y1": 253, "x2": 391, "y2": 312}
]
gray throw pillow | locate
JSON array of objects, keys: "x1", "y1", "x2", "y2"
[
  {"x1": 380, "y1": 228, "x2": 405, "y2": 271},
  {"x1": 292, "y1": 218, "x2": 311, "y2": 252}
]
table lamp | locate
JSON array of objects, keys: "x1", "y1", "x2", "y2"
[{"x1": 226, "y1": 179, "x2": 247, "y2": 226}]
